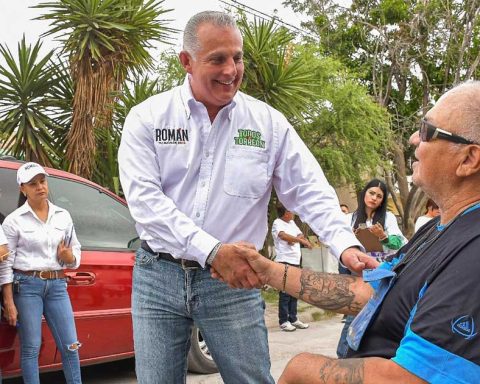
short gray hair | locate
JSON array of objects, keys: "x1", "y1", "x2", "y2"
[
  {"x1": 183, "y1": 11, "x2": 239, "y2": 58},
  {"x1": 447, "y1": 81, "x2": 480, "y2": 143}
]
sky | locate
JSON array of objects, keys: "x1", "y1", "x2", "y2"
[{"x1": 0, "y1": 0, "x2": 312, "y2": 57}]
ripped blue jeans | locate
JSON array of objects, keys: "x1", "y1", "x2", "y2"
[{"x1": 13, "y1": 273, "x2": 82, "y2": 384}]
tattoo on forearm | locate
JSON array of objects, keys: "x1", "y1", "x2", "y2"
[
  {"x1": 298, "y1": 270, "x2": 363, "y2": 313},
  {"x1": 318, "y1": 359, "x2": 364, "y2": 384}
]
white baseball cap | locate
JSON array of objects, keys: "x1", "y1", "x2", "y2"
[{"x1": 17, "y1": 162, "x2": 49, "y2": 185}]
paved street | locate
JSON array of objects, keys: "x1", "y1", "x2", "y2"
[
  {"x1": 4, "y1": 315, "x2": 344, "y2": 383},
  {"x1": 188, "y1": 315, "x2": 343, "y2": 384}
]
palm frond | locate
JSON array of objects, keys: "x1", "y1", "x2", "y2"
[{"x1": 0, "y1": 37, "x2": 62, "y2": 166}]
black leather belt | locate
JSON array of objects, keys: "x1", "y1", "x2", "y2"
[{"x1": 141, "y1": 241, "x2": 202, "y2": 269}]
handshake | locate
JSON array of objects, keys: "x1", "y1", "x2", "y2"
[
  {"x1": 209, "y1": 242, "x2": 270, "y2": 289},
  {"x1": 209, "y1": 242, "x2": 377, "y2": 289}
]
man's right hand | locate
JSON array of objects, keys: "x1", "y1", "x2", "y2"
[
  {"x1": 340, "y1": 247, "x2": 379, "y2": 274},
  {"x1": 211, "y1": 242, "x2": 264, "y2": 289}
]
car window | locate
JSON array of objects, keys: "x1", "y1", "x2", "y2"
[
  {"x1": 0, "y1": 168, "x2": 23, "y2": 223},
  {"x1": 48, "y1": 177, "x2": 139, "y2": 250}
]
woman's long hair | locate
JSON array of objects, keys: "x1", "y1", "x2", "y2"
[{"x1": 353, "y1": 179, "x2": 389, "y2": 230}]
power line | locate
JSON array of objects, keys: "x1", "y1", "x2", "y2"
[{"x1": 219, "y1": 0, "x2": 319, "y2": 41}]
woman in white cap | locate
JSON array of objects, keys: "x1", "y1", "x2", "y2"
[{"x1": 0, "y1": 162, "x2": 82, "y2": 384}]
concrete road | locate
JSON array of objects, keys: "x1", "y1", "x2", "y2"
[
  {"x1": 188, "y1": 314, "x2": 343, "y2": 384},
  {"x1": 4, "y1": 315, "x2": 343, "y2": 383}
]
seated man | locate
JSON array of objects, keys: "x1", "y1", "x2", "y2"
[{"x1": 244, "y1": 81, "x2": 480, "y2": 383}]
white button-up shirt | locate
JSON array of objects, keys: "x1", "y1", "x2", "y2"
[
  {"x1": 118, "y1": 77, "x2": 361, "y2": 266},
  {"x1": 0, "y1": 201, "x2": 81, "y2": 284}
]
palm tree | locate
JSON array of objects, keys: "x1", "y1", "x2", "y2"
[
  {"x1": 238, "y1": 16, "x2": 320, "y2": 124},
  {"x1": 96, "y1": 74, "x2": 160, "y2": 194},
  {"x1": 34, "y1": 0, "x2": 176, "y2": 178},
  {"x1": 0, "y1": 37, "x2": 62, "y2": 166}
]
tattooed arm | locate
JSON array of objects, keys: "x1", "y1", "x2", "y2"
[
  {"x1": 296, "y1": 269, "x2": 369, "y2": 315},
  {"x1": 278, "y1": 354, "x2": 426, "y2": 384},
  {"x1": 247, "y1": 254, "x2": 372, "y2": 315}
]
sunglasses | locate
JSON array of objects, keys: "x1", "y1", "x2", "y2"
[{"x1": 420, "y1": 119, "x2": 476, "y2": 145}]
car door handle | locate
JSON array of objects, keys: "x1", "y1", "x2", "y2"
[{"x1": 65, "y1": 272, "x2": 96, "y2": 285}]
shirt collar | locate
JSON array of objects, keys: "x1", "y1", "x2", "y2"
[
  {"x1": 19, "y1": 200, "x2": 64, "y2": 221},
  {"x1": 180, "y1": 75, "x2": 237, "y2": 121}
]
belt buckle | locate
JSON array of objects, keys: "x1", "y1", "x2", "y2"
[
  {"x1": 181, "y1": 259, "x2": 198, "y2": 270},
  {"x1": 38, "y1": 271, "x2": 49, "y2": 280}
]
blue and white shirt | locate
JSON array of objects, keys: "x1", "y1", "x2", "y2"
[
  {"x1": 347, "y1": 206, "x2": 480, "y2": 383},
  {"x1": 118, "y1": 77, "x2": 360, "y2": 266}
]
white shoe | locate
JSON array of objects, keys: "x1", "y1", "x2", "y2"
[
  {"x1": 291, "y1": 320, "x2": 309, "y2": 329},
  {"x1": 280, "y1": 321, "x2": 296, "y2": 332}
]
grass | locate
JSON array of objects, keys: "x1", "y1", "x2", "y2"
[{"x1": 261, "y1": 287, "x2": 279, "y2": 304}]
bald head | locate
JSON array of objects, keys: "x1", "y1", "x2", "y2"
[
  {"x1": 434, "y1": 81, "x2": 480, "y2": 143},
  {"x1": 410, "y1": 81, "x2": 480, "y2": 214}
]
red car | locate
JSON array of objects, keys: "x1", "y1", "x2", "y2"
[{"x1": 0, "y1": 158, "x2": 216, "y2": 379}]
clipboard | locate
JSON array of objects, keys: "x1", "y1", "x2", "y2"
[{"x1": 355, "y1": 228, "x2": 383, "y2": 252}]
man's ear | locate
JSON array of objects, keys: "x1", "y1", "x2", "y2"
[
  {"x1": 457, "y1": 145, "x2": 480, "y2": 177},
  {"x1": 179, "y1": 51, "x2": 193, "y2": 74}
]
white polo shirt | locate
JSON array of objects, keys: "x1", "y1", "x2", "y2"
[
  {"x1": 1, "y1": 201, "x2": 81, "y2": 284},
  {"x1": 272, "y1": 218, "x2": 302, "y2": 265},
  {"x1": 118, "y1": 77, "x2": 360, "y2": 266}
]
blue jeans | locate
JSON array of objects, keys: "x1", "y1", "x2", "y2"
[
  {"x1": 336, "y1": 264, "x2": 354, "y2": 358},
  {"x1": 336, "y1": 315, "x2": 354, "y2": 358},
  {"x1": 132, "y1": 248, "x2": 274, "y2": 384},
  {"x1": 278, "y1": 291, "x2": 298, "y2": 325},
  {"x1": 13, "y1": 273, "x2": 82, "y2": 384}
]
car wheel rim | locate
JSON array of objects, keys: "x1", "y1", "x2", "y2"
[{"x1": 197, "y1": 331, "x2": 213, "y2": 361}]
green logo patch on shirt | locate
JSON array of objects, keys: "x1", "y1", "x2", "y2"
[{"x1": 234, "y1": 129, "x2": 265, "y2": 149}]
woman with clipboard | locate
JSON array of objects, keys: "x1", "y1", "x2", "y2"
[
  {"x1": 349, "y1": 179, "x2": 407, "y2": 260},
  {"x1": 337, "y1": 178, "x2": 406, "y2": 359},
  {"x1": 0, "y1": 162, "x2": 82, "y2": 384}
]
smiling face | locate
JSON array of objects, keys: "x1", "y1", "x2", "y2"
[
  {"x1": 364, "y1": 186, "x2": 384, "y2": 211},
  {"x1": 20, "y1": 174, "x2": 49, "y2": 204},
  {"x1": 179, "y1": 22, "x2": 244, "y2": 120}
]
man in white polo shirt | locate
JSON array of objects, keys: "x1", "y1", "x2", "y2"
[{"x1": 272, "y1": 205, "x2": 312, "y2": 331}]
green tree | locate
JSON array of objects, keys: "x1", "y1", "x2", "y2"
[
  {"x1": 239, "y1": 15, "x2": 391, "y2": 253},
  {"x1": 0, "y1": 37, "x2": 62, "y2": 166},
  {"x1": 238, "y1": 16, "x2": 390, "y2": 186},
  {"x1": 285, "y1": 0, "x2": 480, "y2": 236},
  {"x1": 35, "y1": 0, "x2": 176, "y2": 178}
]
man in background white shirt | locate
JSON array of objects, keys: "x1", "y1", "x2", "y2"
[{"x1": 272, "y1": 205, "x2": 311, "y2": 332}]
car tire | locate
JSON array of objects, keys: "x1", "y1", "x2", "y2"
[{"x1": 187, "y1": 327, "x2": 218, "y2": 374}]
